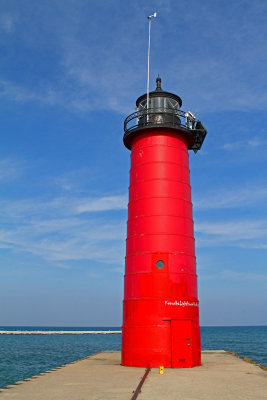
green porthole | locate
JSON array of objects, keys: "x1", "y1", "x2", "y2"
[{"x1": 156, "y1": 260, "x2": 165, "y2": 269}]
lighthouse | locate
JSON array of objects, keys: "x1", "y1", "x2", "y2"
[{"x1": 121, "y1": 76, "x2": 207, "y2": 368}]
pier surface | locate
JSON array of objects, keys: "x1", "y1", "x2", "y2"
[{"x1": 1, "y1": 350, "x2": 266, "y2": 399}]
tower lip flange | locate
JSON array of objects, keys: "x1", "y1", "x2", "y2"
[{"x1": 123, "y1": 125, "x2": 195, "y2": 150}]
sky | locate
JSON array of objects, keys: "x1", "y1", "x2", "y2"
[{"x1": 0, "y1": 0, "x2": 267, "y2": 327}]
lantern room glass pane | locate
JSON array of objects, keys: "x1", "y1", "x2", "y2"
[
  {"x1": 151, "y1": 97, "x2": 165, "y2": 109},
  {"x1": 138, "y1": 99, "x2": 147, "y2": 110},
  {"x1": 167, "y1": 98, "x2": 180, "y2": 110},
  {"x1": 137, "y1": 97, "x2": 180, "y2": 112}
]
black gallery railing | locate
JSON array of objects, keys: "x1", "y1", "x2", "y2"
[
  {"x1": 124, "y1": 108, "x2": 207, "y2": 153},
  {"x1": 124, "y1": 108, "x2": 195, "y2": 134}
]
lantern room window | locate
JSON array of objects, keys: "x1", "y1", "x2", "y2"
[{"x1": 138, "y1": 97, "x2": 180, "y2": 112}]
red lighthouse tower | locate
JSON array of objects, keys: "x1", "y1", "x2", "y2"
[{"x1": 122, "y1": 77, "x2": 207, "y2": 368}]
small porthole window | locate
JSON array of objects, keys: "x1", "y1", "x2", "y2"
[{"x1": 156, "y1": 260, "x2": 165, "y2": 269}]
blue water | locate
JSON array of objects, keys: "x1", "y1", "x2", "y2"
[{"x1": 0, "y1": 326, "x2": 266, "y2": 388}]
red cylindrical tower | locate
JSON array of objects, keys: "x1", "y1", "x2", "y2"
[{"x1": 122, "y1": 77, "x2": 207, "y2": 368}]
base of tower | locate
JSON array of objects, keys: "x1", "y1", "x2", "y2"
[
  {"x1": 121, "y1": 351, "x2": 201, "y2": 368},
  {"x1": 122, "y1": 324, "x2": 201, "y2": 368}
]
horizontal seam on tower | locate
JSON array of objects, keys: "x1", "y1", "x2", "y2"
[
  {"x1": 125, "y1": 252, "x2": 196, "y2": 258},
  {"x1": 129, "y1": 178, "x2": 192, "y2": 187},
  {"x1": 121, "y1": 324, "x2": 172, "y2": 328},
  {"x1": 130, "y1": 160, "x2": 188, "y2": 168},
  {"x1": 127, "y1": 215, "x2": 194, "y2": 222},
  {"x1": 126, "y1": 233, "x2": 195, "y2": 239},
  {"x1": 128, "y1": 196, "x2": 193, "y2": 204},
  {"x1": 132, "y1": 143, "x2": 189, "y2": 153},
  {"x1": 124, "y1": 271, "x2": 197, "y2": 276}
]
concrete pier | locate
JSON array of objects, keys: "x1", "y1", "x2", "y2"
[{"x1": 0, "y1": 351, "x2": 266, "y2": 399}]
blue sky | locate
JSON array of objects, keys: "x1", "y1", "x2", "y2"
[{"x1": 0, "y1": 0, "x2": 267, "y2": 327}]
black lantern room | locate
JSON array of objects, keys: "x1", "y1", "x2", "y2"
[{"x1": 124, "y1": 76, "x2": 207, "y2": 153}]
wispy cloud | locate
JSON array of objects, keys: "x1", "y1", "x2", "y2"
[
  {"x1": 194, "y1": 185, "x2": 267, "y2": 210},
  {"x1": 196, "y1": 220, "x2": 267, "y2": 240},
  {"x1": 0, "y1": 216, "x2": 126, "y2": 265},
  {"x1": 0, "y1": 13, "x2": 16, "y2": 34},
  {"x1": 88, "y1": 272, "x2": 101, "y2": 279},
  {"x1": 222, "y1": 138, "x2": 267, "y2": 151},
  {"x1": 0, "y1": 194, "x2": 127, "y2": 219},
  {"x1": 195, "y1": 219, "x2": 267, "y2": 248},
  {"x1": 1, "y1": 2, "x2": 267, "y2": 114},
  {"x1": 0, "y1": 158, "x2": 22, "y2": 181},
  {"x1": 0, "y1": 194, "x2": 127, "y2": 266},
  {"x1": 239, "y1": 243, "x2": 267, "y2": 250},
  {"x1": 202, "y1": 269, "x2": 267, "y2": 281},
  {"x1": 53, "y1": 167, "x2": 104, "y2": 192},
  {"x1": 0, "y1": 79, "x2": 69, "y2": 108},
  {"x1": 75, "y1": 195, "x2": 127, "y2": 213}
]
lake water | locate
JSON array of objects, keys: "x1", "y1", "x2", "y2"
[{"x1": 0, "y1": 325, "x2": 266, "y2": 388}]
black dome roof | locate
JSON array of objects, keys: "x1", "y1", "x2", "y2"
[{"x1": 136, "y1": 76, "x2": 182, "y2": 107}]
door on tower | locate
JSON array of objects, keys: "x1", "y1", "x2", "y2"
[{"x1": 171, "y1": 319, "x2": 193, "y2": 367}]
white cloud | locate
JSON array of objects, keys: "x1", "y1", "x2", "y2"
[
  {"x1": 202, "y1": 269, "x2": 267, "y2": 282},
  {"x1": 0, "y1": 13, "x2": 16, "y2": 34},
  {"x1": 0, "y1": 193, "x2": 127, "y2": 220},
  {"x1": 88, "y1": 272, "x2": 101, "y2": 279},
  {"x1": 194, "y1": 185, "x2": 267, "y2": 210},
  {"x1": 0, "y1": 217, "x2": 125, "y2": 264},
  {"x1": 0, "y1": 158, "x2": 22, "y2": 181},
  {"x1": 1, "y1": 2, "x2": 267, "y2": 114},
  {"x1": 0, "y1": 194, "x2": 127, "y2": 266},
  {"x1": 75, "y1": 195, "x2": 127, "y2": 213},
  {"x1": 240, "y1": 243, "x2": 267, "y2": 250},
  {"x1": 222, "y1": 138, "x2": 267, "y2": 151},
  {"x1": 0, "y1": 79, "x2": 67, "y2": 108},
  {"x1": 196, "y1": 219, "x2": 266, "y2": 239},
  {"x1": 195, "y1": 219, "x2": 267, "y2": 248},
  {"x1": 111, "y1": 267, "x2": 124, "y2": 273}
]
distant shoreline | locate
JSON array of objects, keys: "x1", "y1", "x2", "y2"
[{"x1": 0, "y1": 330, "x2": 122, "y2": 335}]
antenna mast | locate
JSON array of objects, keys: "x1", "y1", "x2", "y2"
[{"x1": 147, "y1": 12, "x2": 157, "y2": 113}]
